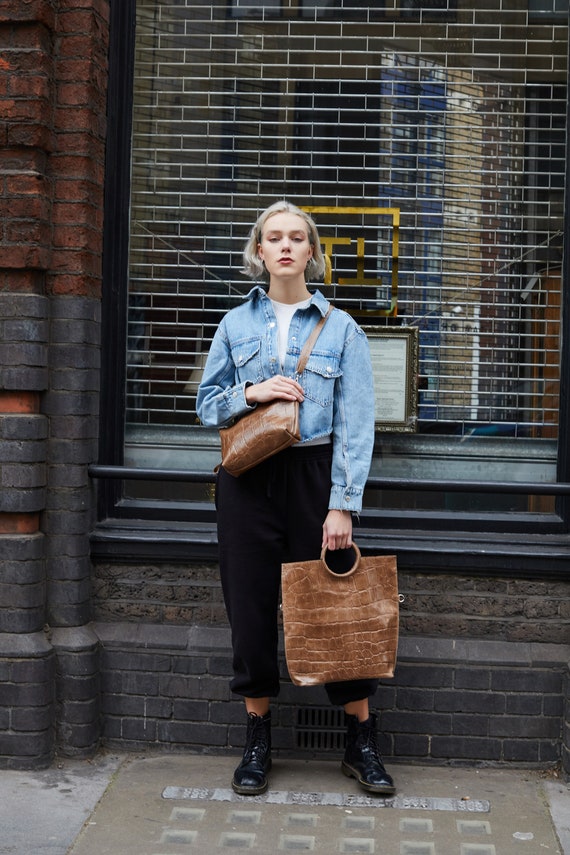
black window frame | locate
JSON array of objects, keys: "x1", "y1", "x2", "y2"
[{"x1": 92, "y1": 0, "x2": 570, "y2": 578}]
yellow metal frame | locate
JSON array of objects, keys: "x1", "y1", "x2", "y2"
[{"x1": 302, "y1": 206, "x2": 400, "y2": 317}]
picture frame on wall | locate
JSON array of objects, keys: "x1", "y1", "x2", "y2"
[{"x1": 363, "y1": 326, "x2": 419, "y2": 432}]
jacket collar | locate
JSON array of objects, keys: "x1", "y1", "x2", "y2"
[{"x1": 244, "y1": 285, "x2": 330, "y2": 317}]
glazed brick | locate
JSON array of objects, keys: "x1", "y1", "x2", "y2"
[
  {"x1": 434, "y1": 690, "x2": 506, "y2": 715},
  {"x1": 506, "y1": 694, "x2": 543, "y2": 716},
  {"x1": 2, "y1": 462, "x2": 47, "y2": 489},
  {"x1": 58, "y1": 698, "x2": 100, "y2": 725},
  {"x1": 102, "y1": 694, "x2": 171, "y2": 719},
  {"x1": 393, "y1": 663, "x2": 453, "y2": 689},
  {"x1": 0, "y1": 730, "x2": 53, "y2": 758},
  {"x1": 491, "y1": 669, "x2": 562, "y2": 694},
  {"x1": 0, "y1": 414, "x2": 47, "y2": 441},
  {"x1": 489, "y1": 715, "x2": 561, "y2": 739},
  {"x1": 160, "y1": 721, "x2": 228, "y2": 747},
  {"x1": 431, "y1": 736, "x2": 502, "y2": 761},
  {"x1": 105, "y1": 717, "x2": 158, "y2": 743},
  {"x1": 0, "y1": 488, "x2": 46, "y2": 514},
  {"x1": 381, "y1": 710, "x2": 453, "y2": 735}
]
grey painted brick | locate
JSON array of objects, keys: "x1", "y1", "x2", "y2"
[
  {"x1": 58, "y1": 698, "x2": 100, "y2": 725},
  {"x1": 0, "y1": 582, "x2": 45, "y2": 610},
  {"x1": 43, "y1": 510, "x2": 92, "y2": 536},
  {"x1": 56, "y1": 650, "x2": 98, "y2": 678},
  {"x1": 1, "y1": 682, "x2": 54, "y2": 707},
  {"x1": 11, "y1": 705, "x2": 54, "y2": 733},
  {"x1": 159, "y1": 674, "x2": 201, "y2": 699},
  {"x1": 43, "y1": 390, "x2": 99, "y2": 417},
  {"x1": 381, "y1": 710, "x2": 453, "y2": 735},
  {"x1": 491, "y1": 669, "x2": 563, "y2": 694},
  {"x1": 47, "y1": 464, "x2": 89, "y2": 489},
  {"x1": 3, "y1": 318, "x2": 48, "y2": 342},
  {"x1": 172, "y1": 699, "x2": 210, "y2": 720},
  {"x1": 47, "y1": 439, "x2": 98, "y2": 465},
  {"x1": 51, "y1": 367, "x2": 100, "y2": 392},
  {"x1": 48, "y1": 416, "x2": 98, "y2": 441},
  {"x1": 452, "y1": 714, "x2": 490, "y2": 737},
  {"x1": 393, "y1": 733, "x2": 430, "y2": 757},
  {"x1": 46, "y1": 534, "x2": 90, "y2": 558},
  {"x1": 122, "y1": 672, "x2": 160, "y2": 696},
  {"x1": 0, "y1": 532, "x2": 44, "y2": 562},
  {"x1": 50, "y1": 296, "x2": 100, "y2": 322},
  {"x1": 0, "y1": 609, "x2": 46, "y2": 634},
  {"x1": 48, "y1": 577, "x2": 91, "y2": 605},
  {"x1": 543, "y1": 694, "x2": 564, "y2": 717},
  {"x1": 0, "y1": 343, "x2": 47, "y2": 367},
  {"x1": 0, "y1": 731, "x2": 54, "y2": 758},
  {"x1": 48, "y1": 344, "x2": 100, "y2": 371},
  {"x1": 393, "y1": 664, "x2": 454, "y2": 689},
  {"x1": 0, "y1": 415, "x2": 47, "y2": 441},
  {"x1": 2, "y1": 463, "x2": 46, "y2": 489},
  {"x1": 101, "y1": 650, "x2": 173, "y2": 673},
  {"x1": 198, "y1": 676, "x2": 231, "y2": 702},
  {"x1": 172, "y1": 656, "x2": 209, "y2": 676},
  {"x1": 107, "y1": 716, "x2": 158, "y2": 742},
  {"x1": 503, "y1": 740, "x2": 540, "y2": 762},
  {"x1": 434, "y1": 690, "x2": 506, "y2": 715},
  {"x1": 539, "y1": 740, "x2": 561, "y2": 763},
  {"x1": 506, "y1": 694, "x2": 543, "y2": 716},
  {"x1": 160, "y1": 721, "x2": 228, "y2": 746},
  {"x1": 44, "y1": 487, "x2": 92, "y2": 513},
  {"x1": 430, "y1": 736, "x2": 502, "y2": 761},
  {"x1": 47, "y1": 601, "x2": 91, "y2": 628},
  {"x1": 55, "y1": 673, "x2": 99, "y2": 703},
  {"x1": 395, "y1": 687, "x2": 435, "y2": 711},
  {"x1": 0, "y1": 294, "x2": 48, "y2": 320},
  {"x1": 0, "y1": 438, "x2": 46, "y2": 464},
  {"x1": 454, "y1": 668, "x2": 491, "y2": 690},
  {"x1": 50, "y1": 319, "x2": 100, "y2": 346},
  {"x1": 0, "y1": 488, "x2": 46, "y2": 513},
  {"x1": 489, "y1": 715, "x2": 561, "y2": 739},
  {"x1": 0, "y1": 367, "x2": 48, "y2": 390},
  {"x1": 56, "y1": 720, "x2": 100, "y2": 752},
  {"x1": 48, "y1": 555, "x2": 91, "y2": 582},
  {"x1": 209, "y1": 701, "x2": 247, "y2": 725},
  {"x1": 0, "y1": 559, "x2": 44, "y2": 586}
]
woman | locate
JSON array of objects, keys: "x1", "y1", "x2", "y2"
[{"x1": 196, "y1": 200, "x2": 395, "y2": 797}]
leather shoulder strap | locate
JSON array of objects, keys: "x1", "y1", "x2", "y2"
[{"x1": 295, "y1": 304, "x2": 333, "y2": 375}]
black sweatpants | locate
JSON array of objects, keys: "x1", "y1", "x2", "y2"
[{"x1": 216, "y1": 442, "x2": 378, "y2": 706}]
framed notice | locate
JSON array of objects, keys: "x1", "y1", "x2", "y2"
[{"x1": 363, "y1": 326, "x2": 419, "y2": 432}]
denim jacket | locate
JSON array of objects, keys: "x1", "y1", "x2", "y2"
[{"x1": 196, "y1": 286, "x2": 375, "y2": 512}]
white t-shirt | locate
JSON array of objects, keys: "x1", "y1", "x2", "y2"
[
  {"x1": 270, "y1": 297, "x2": 331, "y2": 447},
  {"x1": 270, "y1": 297, "x2": 312, "y2": 369}
]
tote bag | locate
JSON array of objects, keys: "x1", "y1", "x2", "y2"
[{"x1": 281, "y1": 544, "x2": 400, "y2": 686}]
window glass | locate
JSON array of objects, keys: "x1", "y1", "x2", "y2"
[{"x1": 125, "y1": 0, "x2": 567, "y2": 517}]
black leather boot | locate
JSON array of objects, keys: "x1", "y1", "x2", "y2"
[
  {"x1": 342, "y1": 713, "x2": 395, "y2": 795},
  {"x1": 232, "y1": 711, "x2": 272, "y2": 795}
]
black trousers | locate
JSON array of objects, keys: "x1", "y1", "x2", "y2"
[{"x1": 216, "y1": 443, "x2": 378, "y2": 706}]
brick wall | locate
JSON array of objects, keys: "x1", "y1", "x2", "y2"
[
  {"x1": 95, "y1": 624, "x2": 567, "y2": 768},
  {"x1": 0, "y1": 0, "x2": 108, "y2": 769},
  {"x1": 91, "y1": 561, "x2": 570, "y2": 645}
]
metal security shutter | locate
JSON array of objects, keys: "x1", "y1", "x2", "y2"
[{"x1": 125, "y1": 0, "x2": 567, "y2": 474}]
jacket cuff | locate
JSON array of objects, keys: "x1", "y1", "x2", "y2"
[
  {"x1": 222, "y1": 381, "x2": 256, "y2": 421},
  {"x1": 329, "y1": 484, "x2": 363, "y2": 513}
]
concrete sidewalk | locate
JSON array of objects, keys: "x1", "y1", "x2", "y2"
[{"x1": 0, "y1": 751, "x2": 569, "y2": 855}]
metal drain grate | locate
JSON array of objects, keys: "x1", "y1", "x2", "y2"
[{"x1": 296, "y1": 707, "x2": 346, "y2": 751}]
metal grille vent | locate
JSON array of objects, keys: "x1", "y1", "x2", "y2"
[{"x1": 296, "y1": 707, "x2": 346, "y2": 751}]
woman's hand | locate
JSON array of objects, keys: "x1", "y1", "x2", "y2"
[
  {"x1": 245, "y1": 376, "x2": 304, "y2": 405},
  {"x1": 322, "y1": 509, "x2": 353, "y2": 551}
]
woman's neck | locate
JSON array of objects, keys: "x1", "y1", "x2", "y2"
[{"x1": 267, "y1": 278, "x2": 311, "y2": 305}]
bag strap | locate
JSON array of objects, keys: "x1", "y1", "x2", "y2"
[{"x1": 295, "y1": 304, "x2": 333, "y2": 376}]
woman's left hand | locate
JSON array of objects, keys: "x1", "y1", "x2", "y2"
[{"x1": 322, "y1": 509, "x2": 353, "y2": 551}]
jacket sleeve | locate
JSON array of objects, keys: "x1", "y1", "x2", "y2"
[
  {"x1": 328, "y1": 325, "x2": 375, "y2": 513},
  {"x1": 196, "y1": 321, "x2": 256, "y2": 428}
]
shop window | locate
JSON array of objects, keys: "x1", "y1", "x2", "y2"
[{"x1": 100, "y1": 0, "x2": 569, "y2": 539}]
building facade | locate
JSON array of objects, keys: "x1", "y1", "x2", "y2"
[{"x1": 1, "y1": 0, "x2": 569, "y2": 772}]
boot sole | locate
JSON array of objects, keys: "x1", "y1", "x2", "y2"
[
  {"x1": 231, "y1": 778, "x2": 269, "y2": 796},
  {"x1": 341, "y1": 761, "x2": 396, "y2": 796}
]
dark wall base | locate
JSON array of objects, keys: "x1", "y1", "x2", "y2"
[{"x1": 95, "y1": 623, "x2": 569, "y2": 770}]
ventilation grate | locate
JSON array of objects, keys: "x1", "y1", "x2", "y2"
[{"x1": 296, "y1": 707, "x2": 346, "y2": 751}]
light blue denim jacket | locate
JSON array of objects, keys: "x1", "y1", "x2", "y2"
[{"x1": 196, "y1": 286, "x2": 375, "y2": 512}]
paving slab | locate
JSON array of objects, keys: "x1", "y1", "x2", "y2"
[{"x1": 66, "y1": 754, "x2": 568, "y2": 855}]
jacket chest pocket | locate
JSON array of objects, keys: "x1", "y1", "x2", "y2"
[
  {"x1": 302, "y1": 353, "x2": 342, "y2": 406},
  {"x1": 231, "y1": 338, "x2": 264, "y2": 384}
]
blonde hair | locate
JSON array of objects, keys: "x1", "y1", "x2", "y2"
[{"x1": 242, "y1": 200, "x2": 326, "y2": 282}]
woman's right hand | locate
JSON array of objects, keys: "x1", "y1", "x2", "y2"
[{"x1": 245, "y1": 375, "x2": 304, "y2": 405}]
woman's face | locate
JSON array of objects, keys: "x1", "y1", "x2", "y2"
[{"x1": 257, "y1": 212, "x2": 313, "y2": 281}]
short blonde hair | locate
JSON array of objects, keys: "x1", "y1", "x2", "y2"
[{"x1": 242, "y1": 200, "x2": 326, "y2": 282}]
